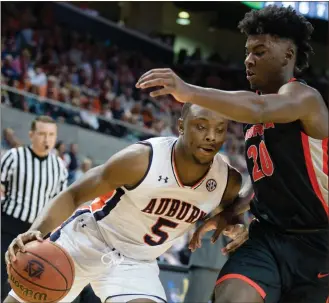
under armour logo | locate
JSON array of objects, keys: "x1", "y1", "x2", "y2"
[
  {"x1": 24, "y1": 260, "x2": 44, "y2": 279},
  {"x1": 158, "y1": 176, "x2": 169, "y2": 183}
]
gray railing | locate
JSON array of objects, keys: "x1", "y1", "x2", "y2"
[{"x1": 1, "y1": 84, "x2": 160, "y2": 138}]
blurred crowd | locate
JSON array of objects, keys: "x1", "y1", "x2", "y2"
[
  {"x1": 1, "y1": 2, "x2": 176, "y2": 141},
  {"x1": 2, "y1": 2, "x2": 328, "y2": 179}
]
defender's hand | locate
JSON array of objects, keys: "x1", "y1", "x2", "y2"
[
  {"x1": 5, "y1": 230, "x2": 43, "y2": 265},
  {"x1": 188, "y1": 214, "x2": 228, "y2": 252},
  {"x1": 221, "y1": 224, "x2": 248, "y2": 255},
  {"x1": 136, "y1": 68, "x2": 193, "y2": 103}
]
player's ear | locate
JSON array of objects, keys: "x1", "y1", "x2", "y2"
[
  {"x1": 178, "y1": 118, "x2": 184, "y2": 135},
  {"x1": 29, "y1": 131, "x2": 34, "y2": 141},
  {"x1": 284, "y1": 47, "x2": 295, "y2": 66}
]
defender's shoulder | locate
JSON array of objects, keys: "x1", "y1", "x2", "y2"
[{"x1": 281, "y1": 80, "x2": 323, "y2": 100}]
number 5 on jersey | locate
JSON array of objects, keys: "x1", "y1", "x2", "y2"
[
  {"x1": 247, "y1": 140, "x2": 274, "y2": 182},
  {"x1": 144, "y1": 217, "x2": 178, "y2": 246}
]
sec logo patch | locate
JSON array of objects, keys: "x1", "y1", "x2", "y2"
[{"x1": 206, "y1": 179, "x2": 217, "y2": 192}]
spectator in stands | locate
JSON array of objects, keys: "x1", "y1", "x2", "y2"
[
  {"x1": 111, "y1": 98, "x2": 126, "y2": 121},
  {"x1": 155, "y1": 117, "x2": 174, "y2": 137},
  {"x1": 26, "y1": 86, "x2": 44, "y2": 115},
  {"x1": 80, "y1": 53, "x2": 93, "y2": 84},
  {"x1": 46, "y1": 76, "x2": 59, "y2": 101},
  {"x1": 18, "y1": 49, "x2": 32, "y2": 79},
  {"x1": 75, "y1": 157, "x2": 93, "y2": 180},
  {"x1": 2, "y1": 38, "x2": 19, "y2": 62},
  {"x1": 2, "y1": 54, "x2": 19, "y2": 85},
  {"x1": 93, "y1": 61, "x2": 108, "y2": 88},
  {"x1": 80, "y1": 102, "x2": 100, "y2": 130},
  {"x1": 117, "y1": 64, "x2": 135, "y2": 87},
  {"x1": 69, "y1": 65, "x2": 80, "y2": 87},
  {"x1": 125, "y1": 101, "x2": 143, "y2": 126},
  {"x1": 1, "y1": 128, "x2": 22, "y2": 151},
  {"x1": 65, "y1": 143, "x2": 79, "y2": 184},
  {"x1": 100, "y1": 103, "x2": 113, "y2": 120},
  {"x1": 69, "y1": 40, "x2": 84, "y2": 66},
  {"x1": 118, "y1": 86, "x2": 135, "y2": 112},
  {"x1": 141, "y1": 103, "x2": 155, "y2": 128},
  {"x1": 58, "y1": 87, "x2": 71, "y2": 103},
  {"x1": 99, "y1": 79, "x2": 116, "y2": 107},
  {"x1": 28, "y1": 64, "x2": 47, "y2": 96},
  {"x1": 54, "y1": 141, "x2": 68, "y2": 166}
]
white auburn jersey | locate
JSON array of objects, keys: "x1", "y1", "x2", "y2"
[{"x1": 90, "y1": 137, "x2": 229, "y2": 261}]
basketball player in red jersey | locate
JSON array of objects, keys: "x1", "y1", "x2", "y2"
[{"x1": 136, "y1": 5, "x2": 328, "y2": 303}]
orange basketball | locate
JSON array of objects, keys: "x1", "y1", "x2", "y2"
[{"x1": 8, "y1": 240, "x2": 75, "y2": 303}]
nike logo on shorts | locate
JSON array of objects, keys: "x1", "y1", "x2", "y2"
[{"x1": 317, "y1": 273, "x2": 329, "y2": 279}]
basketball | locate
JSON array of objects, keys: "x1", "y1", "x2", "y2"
[{"x1": 7, "y1": 240, "x2": 75, "y2": 303}]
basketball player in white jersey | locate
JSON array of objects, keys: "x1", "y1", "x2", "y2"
[{"x1": 5, "y1": 104, "x2": 252, "y2": 303}]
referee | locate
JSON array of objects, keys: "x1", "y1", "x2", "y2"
[{"x1": 1, "y1": 116, "x2": 68, "y2": 300}]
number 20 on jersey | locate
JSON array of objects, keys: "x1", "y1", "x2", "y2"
[{"x1": 247, "y1": 140, "x2": 274, "y2": 182}]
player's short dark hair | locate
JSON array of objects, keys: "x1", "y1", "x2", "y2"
[
  {"x1": 30, "y1": 116, "x2": 56, "y2": 131},
  {"x1": 238, "y1": 5, "x2": 314, "y2": 71},
  {"x1": 181, "y1": 103, "x2": 192, "y2": 119}
]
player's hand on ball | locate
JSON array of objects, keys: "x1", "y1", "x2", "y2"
[
  {"x1": 188, "y1": 214, "x2": 228, "y2": 252},
  {"x1": 221, "y1": 224, "x2": 249, "y2": 255},
  {"x1": 136, "y1": 68, "x2": 193, "y2": 103},
  {"x1": 5, "y1": 230, "x2": 43, "y2": 265}
]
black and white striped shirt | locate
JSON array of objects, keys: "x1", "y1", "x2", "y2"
[{"x1": 1, "y1": 146, "x2": 68, "y2": 223}]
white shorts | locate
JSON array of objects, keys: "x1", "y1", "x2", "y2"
[{"x1": 9, "y1": 209, "x2": 167, "y2": 303}]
